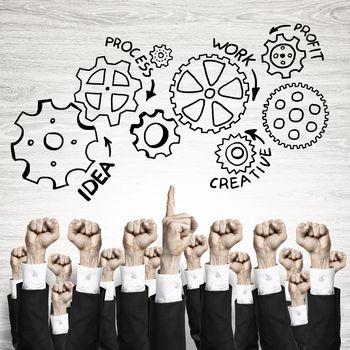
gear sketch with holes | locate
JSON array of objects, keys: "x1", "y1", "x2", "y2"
[
  {"x1": 170, "y1": 54, "x2": 250, "y2": 134},
  {"x1": 262, "y1": 83, "x2": 329, "y2": 149},
  {"x1": 75, "y1": 56, "x2": 142, "y2": 127},
  {"x1": 11, "y1": 99, "x2": 97, "y2": 189},
  {"x1": 130, "y1": 109, "x2": 181, "y2": 159},
  {"x1": 150, "y1": 44, "x2": 173, "y2": 68}
]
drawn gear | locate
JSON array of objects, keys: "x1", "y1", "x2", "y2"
[
  {"x1": 215, "y1": 134, "x2": 256, "y2": 174},
  {"x1": 170, "y1": 54, "x2": 249, "y2": 134},
  {"x1": 150, "y1": 44, "x2": 173, "y2": 68},
  {"x1": 262, "y1": 34, "x2": 306, "y2": 79},
  {"x1": 75, "y1": 56, "x2": 142, "y2": 126},
  {"x1": 262, "y1": 83, "x2": 329, "y2": 149},
  {"x1": 130, "y1": 109, "x2": 180, "y2": 159},
  {"x1": 11, "y1": 99, "x2": 97, "y2": 189}
]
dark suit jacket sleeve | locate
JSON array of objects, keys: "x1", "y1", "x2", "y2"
[
  {"x1": 292, "y1": 325, "x2": 307, "y2": 350},
  {"x1": 253, "y1": 287, "x2": 298, "y2": 350},
  {"x1": 116, "y1": 286, "x2": 149, "y2": 350},
  {"x1": 149, "y1": 295, "x2": 186, "y2": 350},
  {"x1": 7, "y1": 293, "x2": 19, "y2": 349},
  {"x1": 234, "y1": 301, "x2": 259, "y2": 350},
  {"x1": 306, "y1": 288, "x2": 341, "y2": 350},
  {"x1": 17, "y1": 283, "x2": 55, "y2": 350},
  {"x1": 184, "y1": 285, "x2": 201, "y2": 349},
  {"x1": 200, "y1": 285, "x2": 235, "y2": 350},
  {"x1": 99, "y1": 298, "x2": 119, "y2": 350}
]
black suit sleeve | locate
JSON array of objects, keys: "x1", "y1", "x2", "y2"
[
  {"x1": 200, "y1": 285, "x2": 235, "y2": 350},
  {"x1": 100, "y1": 299, "x2": 119, "y2": 350},
  {"x1": 7, "y1": 294, "x2": 19, "y2": 349},
  {"x1": 306, "y1": 288, "x2": 341, "y2": 350},
  {"x1": 116, "y1": 286, "x2": 149, "y2": 350},
  {"x1": 149, "y1": 296, "x2": 186, "y2": 350},
  {"x1": 184, "y1": 285, "x2": 201, "y2": 349},
  {"x1": 292, "y1": 325, "x2": 307, "y2": 350},
  {"x1": 253, "y1": 287, "x2": 298, "y2": 350}
]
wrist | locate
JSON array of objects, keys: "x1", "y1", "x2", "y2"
[
  {"x1": 145, "y1": 270, "x2": 156, "y2": 280},
  {"x1": 160, "y1": 255, "x2": 181, "y2": 274},
  {"x1": 26, "y1": 250, "x2": 46, "y2": 264},
  {"x1": 52, "y1": 303, "x2": 67, "y2": 316},
  {"x1": 237, "y1": 273, "x2": 251, "y2": 285},
  {"x1": 101, "y1": 271, "x2": 114, "y2": 282},
  {"x1": 125, "y1": 251, "x2": 144, "y2": 266},
  {"x1": 12, "y1": 269, "x2": 22, "y2": 281},
  {"x1": 209, "y1": 251, "x2": 229, "y2": 265},
  {"x1": 186, "y1": 258, "x2": 201, "y2": 271},
  {"x1": 290, "y1": 295, "x2": 305, "y2": 307},
  {"x1": 256, "y1": 251, "x2": 276, "y2": 269},
  {"x1": 79, "y1": 251, "x2": 100, "y2": 268},
  {"x1": 310, "y1": 252, "x2": 330, "y2": 269}
]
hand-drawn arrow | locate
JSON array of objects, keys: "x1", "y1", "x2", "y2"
[
  {"x1": 104, "y1": 137, "x2": 112, "y2": 157},
  {"x1": 146, "y1": 79, "x2": 156, "y2": 101},
  {"x1": 269, "y1": 24, "x2": 291, "y2": 35},
  {"x1": 251, "y1": 69, "x2": 260, "y2": 101},
  {"x1": 245, "y1": 129, "x2": 265, "y2": 144}
]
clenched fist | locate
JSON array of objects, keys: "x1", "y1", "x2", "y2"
[
  {"x1": 288, "y1": 272, "x2": 310, "y2": 307},
  {"x1": 144, "y1": 247, "x2": 162, "y2": 280},
  {"x1": 185, "y1": 235, "x2": 208, "y2": 270},
  {"x1": 25, "y1": 218, "x2": 60, "y2": 264},
  {"x1": 279, "y1": 248, "x2": 303, "y2": 280},
  {"x1": 209, "y1": 219, "x2": 243, "y2": 265},
  {"x1": 296, "y1": 222, "x2": 331, "y2": 269},
  {"x1": 253, "y1": 220, "x2": 287, "y2": 269},
  {"x1": 330, "y1": 251, "x2": 347, "y2": 272},
  {"x1": 68, "y1": 219, "x2": 102, "y2": 268},
  {"x1": 123, "y1": 219, "x2": 157, "y2": 266},
  {"x1": 51, "y1": 281, "x2": 74, "y2": 316},
  {"x1": 48, "y1": 254, "x2": 72, "y2": 283},
  {"x1": 161, "y1": 186, "x2": 198, "y2": 274},
  {"x1": 10, "y1": 246, "x2": 27, "y2": 280},
  {"x1": 229, "y1": 251, "x2": 252, "y2": 285},
  {"x1": 100, "y1": 248, "x2": 124, "y2": 282}
]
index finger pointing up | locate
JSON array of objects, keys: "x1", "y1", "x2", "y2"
[{"x1": 166, "y1": 185, "x2": 175, "y2": 216}]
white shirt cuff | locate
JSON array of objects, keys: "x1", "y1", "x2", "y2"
[
  {"x1": 288, "y1": 304, "x2": 308, "y2": 326},
  {"x1": 50, "y1": 314, "x2": 69, "y2": 335},
  {"x1": 254, "y1": 265, "x2": 282, "y2": 295},
  {"x1": 205, "y1": 264, "x2": 230, "y2": 291},
  {"x1": 22, "y1": 263, "x2": 46, "y2": 290},
  {"x1": 185, "y1": 268, "x2": 204, "y2": 290},
  {"x1": 155, "y1": 273, "x2": 182, "y2": 303},
  {"x1": 285, "y1": 280, "x2": 291, "y2": 301},
  {"x1": 310, "y1": 268, "x2": 335, "y2": 295},
  {"x1": 120, "y1": 265, "x2": 145, "y2": 293},
  {"x1": 236, "y1": 284, "x2": 254, "y2": 304},
  {"x1": 145, "y1": 279, "x2": 156, "y2": 297},
  {"x1": 76, "y1": 265, "x2": 102, "y2": 294},
  {"x1": 10, "y1": 279, "x2": 22, "y2": 299},
  {"x1": 100, "y1": 281, "x2": 115, "y2": 301}
]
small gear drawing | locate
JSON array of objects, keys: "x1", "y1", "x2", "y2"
[
  {"x1": 74, "y1": 56, "x2": 142, "y2": 127},
  {"x1": 11, "y1": 99, "x2": 97, "y2": 189},
  {"x1": 262, "y1": 34, "x2": 306, "y2": 79},
  {"x1": 130, "y1": 109, "x2": 180, "y2": 159},
  {"x1": 170, "y1": 54, "x2": 249, "y2": 134},
  {"x1": 215, "y1": 134, "x2": 256, "y2": 174},
  {"x1": 262, "y1": 83, "x2": 329, "y2": 149},
  {"x1": 150, "y1": 44, "x2": 173, "y2": 68}
]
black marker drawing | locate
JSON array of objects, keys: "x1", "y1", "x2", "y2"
[
  {"x1": 262, "y1": 82, "x2": 329, "y2": 149},
  {"x1": 245, "y1": 129, "x2": 265, "y2": 144},
  {"x1": 104, "y1": 137, "x2": 112, "y2": 157},
  {"x1": 74, "y1": 56, "x2": 142, "y2": 127},
  {"x1": 170, "y1": 54, "x2": 249, "y2": 134},
  {"x1": 11, "y1": 99, "x2": 97, "y2": 189},
  {"x1": 149, "y1": 44, "x2": 173, "y2": 68},
  {"x1": 251, "y1": 69, "x2": 260, "y2": 101},
  {"x1": 146, "y1": 79, "x2": 157, "y2": 101},
  {"x1": 262, "y1": 34, "x2": 306, "y2": 78},
  {"x1": 269, "y1": 24, "x2": 291, "y2": 35},
  {"x1": 130, "y1": 109, "x2": 180, "y2": 159}
]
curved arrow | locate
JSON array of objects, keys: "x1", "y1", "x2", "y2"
[
  {"x1": 251, "y1": 69, "x2": 260, "y2": 101},
  {"x1": 104, "y1": 137, "x2": 112, "y2": 157},
  {"x1": 269, "y1": 24, "x2": 291, "y2": 35},
  {"x1": 146, "y1": 79, "x2": 156, "y2": 101},
  {"x1": 245, "y1": 129, "x2": 265, "y2": 144}
]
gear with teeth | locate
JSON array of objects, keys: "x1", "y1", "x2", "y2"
[
  {"x1": 150, "y1": 44, "x2": 173, "y2": 68},
  {"x1": 262, "y1": 34, "x2": 306, "y2": 79},
  {"x1": 11, "y1": 99, "x2": 97, "y2": 189},
  {"x1": 74, "y1": 56, "x2": 142, "y2": 127},
  {"x1": 130, "y1": 109, "x2": 181, "y2": 159},
  {"x1": 170, "y1": 54, "x2": 249, "y2": 134},
  {"x1": 215, "y1": 134, "x2": 256, "y2": 174}
]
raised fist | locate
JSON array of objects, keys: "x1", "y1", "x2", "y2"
[
  {"x1": 144, "y1": 247, "x2": 162, "y2": 280},
  {"x1": 48, "y1": 254, "x2": 72, "y2": 283},
  {"x1": 209, "y1": 219, "x2": 242, "y2": 265},
  {"x1": 100, "y1": 248, "x2": 124, "y2": 281},
  {"x1": 51, "y1": 281, "x2": 74, "y2": 316},
  {"x1": 229, "y1": 251, "x2": 252, "y2": 285},
  {"x1": 330, "y1": 251, "x2": 347, "y2": 272},
  {"x1": 279, "y1": 248, "x2": 303, "y2": 279},
  {"x1": 68, "y1": 219, "x2": 102, "y2": 267},
  {"x1": 25, "y1": 218, "x2": 60, "y2": 264},
  {"x1": 10, "y1": 246, "x2": 27, "y2": 280},
  {"x1": 288, "y1": 272, "x2": 310, "y2": 307},
  {"x1": 185, "y1": 235, "x2": 208, "y2": 270}
]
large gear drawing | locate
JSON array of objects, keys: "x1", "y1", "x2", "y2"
[
  {"x1": 262, "y1": 83, "x2": 329, "y2": 149},
  {"x1": 262, "y1": 34, "x2": 306, "y2": 79},
  {"x1": 74, "y1": 56, "x2": 142, "y2": 127},
  {"x1": 215, "y1": 134, "x2": 256, "y2": 174},
  {"x1": 170, "y1": 54, "x2": 250, "y2": 134},
  {"x1": 150, "y1": 44, "x2": 173, "y2": 68},
  {"x1": 11, "y1": 99, "x2": 97, "y2": 189},
  {"x1": 130, "y1": 109, "x2": 180, "y2": 159}
]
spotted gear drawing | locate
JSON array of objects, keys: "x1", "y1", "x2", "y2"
[{"x1": 150, "y1": 44, "x2": 173, "y2": 68}]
